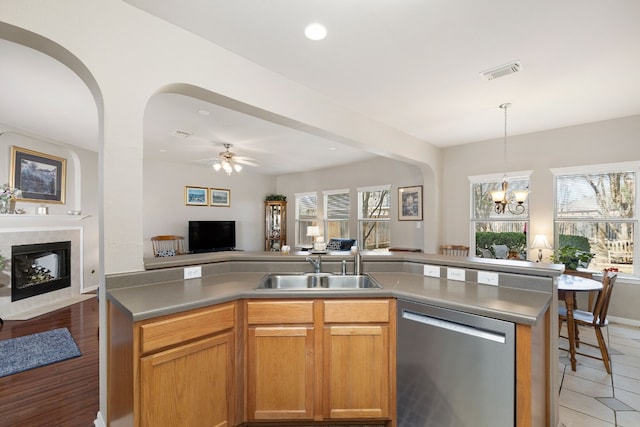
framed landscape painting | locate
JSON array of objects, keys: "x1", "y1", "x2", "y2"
[
  {"x1": 10, "y1": 146, "x2": 66, "y2": 204},
  {"x1": 398, "y1": 185, "x2": 423, "y2": 221},
  {"x1": 210, "y1": 188, "x2": 230, "y2": 207},
  {"x1": 185, "y1": 186, "x2": 208, "y2": 206}
]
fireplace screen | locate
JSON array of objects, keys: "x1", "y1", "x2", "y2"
[{"x1": 11, "y1": 241, "x2": 71, "y2": 302}]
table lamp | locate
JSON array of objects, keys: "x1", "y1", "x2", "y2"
[
  {"x1": 531, "y1": 234, "x2": 552, "y2": 263},
  {"x1": 307, "y1": 226, "x2": 323, "y2": 250}
]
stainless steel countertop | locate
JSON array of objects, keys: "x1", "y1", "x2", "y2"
[{"x1": 107, "y1": 270, "x2": 552, "y2": 326}]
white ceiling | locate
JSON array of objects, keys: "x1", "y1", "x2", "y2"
[{"x1": 2, "y1": 1, "x2": 640, "y2": 175}]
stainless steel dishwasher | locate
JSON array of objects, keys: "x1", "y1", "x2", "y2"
[{"x1": 397, "y1": 299, "x2": 515, "y2": 427}]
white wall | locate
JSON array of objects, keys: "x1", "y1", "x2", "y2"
[
  {"x1": 0, "y1": 127, "x2": 100, "y2": 290},
  {"x1": 441, "y1": 115, "x2": 640, "y2": 248},
  {"x1": 276, "y1": 157, "x2": 425, "y2": 251},
  {"x1": 143, "y1": 158, "x2": 276, "y2": 256},
  {"x1": 441, "y1": 115, "x2": 640, "y2": 321}
]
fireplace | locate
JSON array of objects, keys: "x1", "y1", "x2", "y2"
[{"x1": 11, "y1": 241, "x2": 71, "y2": 302}]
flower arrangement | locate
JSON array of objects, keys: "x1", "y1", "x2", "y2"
[{"x1": 0, "y1": 184, "x2": 22, "y2": 200}]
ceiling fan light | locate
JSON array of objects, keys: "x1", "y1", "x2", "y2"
[
  {"x1": 213, "y1": 163, "x2": 222, "y2": 171},
  {"x1": 233, "y1": 163, "x2": 242, "y2": 172}
]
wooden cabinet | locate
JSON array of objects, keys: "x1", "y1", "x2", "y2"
[
  {"x1": 245, "y1": 298, "x2": 395, "y2": 424},
  {"x1": 140, "y1": 332, "x2": 233, "y2": 427},
  {"x1": 265, "y1": 200, "x2": 286, "y2": 251},
  {"x1": 246, "y1": 300, "x2": 316, "y2": 421},
  {"x1": 108, "y1": 301, "x2": 237, "y2": 427},
  {"x1": 323, "y1": 300, "x2": 393, "y2": 420}
]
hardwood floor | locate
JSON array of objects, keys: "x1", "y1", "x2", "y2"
[{"x1": 0, "y1": 296, "x2": 99, "y2": 427}]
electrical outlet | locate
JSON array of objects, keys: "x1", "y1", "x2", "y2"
[
  {"x1": 423, "y1": 264, "x2": 440, "y2": 278},
  {"x1": 184, "y1": 266, "x2": 202, "y2": 280},
  {"x1": 478, "y1": 271, "x2": 499, "y2": 286},
  {"x1": 446, "y1": 268, "x2": 466, "y2": 282}
]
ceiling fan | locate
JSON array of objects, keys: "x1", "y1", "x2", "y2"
[{"x1": 207, "y1": 143, "x2": 258, "y2": 175}]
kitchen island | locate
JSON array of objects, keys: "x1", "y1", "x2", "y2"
[{"x1": 107, "y1": 251, "x2": 562, "y2": 427}]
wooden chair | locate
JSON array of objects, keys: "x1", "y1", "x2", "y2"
[
  {"x1": 151, "y1": 235, "x2": 186, "y2": 257},
  {"x1": 438, "y1": 245, "x2": 469, "y2": 256},
  {"x1": 558, "y1": 270, "x2": 618, "y2": 374}
]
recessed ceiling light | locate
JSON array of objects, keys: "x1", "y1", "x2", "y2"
[
  {"x1": 305, "y1": 23, "x2": 327, "y2": 41},
  {"x1": 159, "y1": 149, "x2": 167, "y2": 153},
  {"x1": 328, "y1": 147, "x2": 337, "y2": 151},
  {"x1": 197, "y1": 109, "x2": 210, "y2": 116}
]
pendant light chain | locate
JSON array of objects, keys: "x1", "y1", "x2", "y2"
[{"x1": 500, "y1": 102, "x2": 511, "y2": 175}]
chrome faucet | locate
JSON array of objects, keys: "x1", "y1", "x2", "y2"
[{"x1": 305, "y1": 255, "x2": 322, "y2": 274}]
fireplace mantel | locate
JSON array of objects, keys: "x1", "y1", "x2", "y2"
[{"x1": 0, "y1": 214, "x2": 90, "y2": 221}]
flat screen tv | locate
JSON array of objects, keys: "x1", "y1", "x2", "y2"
[{"x1": 188, "y1": 220, "x2": 236, "y2": 253}]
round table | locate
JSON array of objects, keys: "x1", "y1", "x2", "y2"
[{"x1": 557, "y1": 274, "x2": 603, "y2": 371}]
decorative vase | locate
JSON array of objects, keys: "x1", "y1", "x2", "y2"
[{"x1": 0, "y1": 198, "x2": 8, "y2": 214}]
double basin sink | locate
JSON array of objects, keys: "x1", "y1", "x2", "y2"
[{"x1": 256, "y1": 272, "x2": 382, "y2": 290}]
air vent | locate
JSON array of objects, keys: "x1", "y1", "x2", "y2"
[
  {"x1": 480, "y1": 61, "x2": 522, "y2": 81},
  {"x1": 171, "y1": 129, "x2": 192, "y2": 138}
]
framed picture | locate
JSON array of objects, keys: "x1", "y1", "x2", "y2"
[
  {"x1": 10, "y1": 146, "x2": 66, "y2": 204},
  {"x1": 184, "y1": 186, "x2": 209, "y2": 206},
  {"x1": 398, "y1": 185, "x2": 423, "y2": 221},
  {"x1": 210, "y1": 188, "x2": 230, "y2": 207}
]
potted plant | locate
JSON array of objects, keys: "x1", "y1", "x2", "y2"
[
  {"x1": 551, "y1": 245, "x2": 595, "y2": 271},
  {"x1": 264, "y1": 194, "x2": 286, "y2": 202},
  {"x1": 507, "y1": 243, "x2": 525, "y2": 259}
]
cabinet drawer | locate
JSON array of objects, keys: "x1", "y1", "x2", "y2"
[
  {"x1": 324, "y1": 299, "x2": 390, "y2": 324},
  {"x1": 247, "y1": 300, "x2": 314, "y2": 324},
  {"x1": 139, "y1": 302, "x2": 235, "y2": 354}
]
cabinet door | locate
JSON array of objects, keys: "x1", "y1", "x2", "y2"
[
  {"x1": 247, "y1": 326, "x2": 315, "y2": 420},
  {"x1": 323, "y1": 325, "x2": 390, "y2": 420},
  {"x1": 140, "y1": 332, "x2": 234, "y2": 427}
]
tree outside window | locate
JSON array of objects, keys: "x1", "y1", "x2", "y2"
[{"x1": 358, "y1": 186, "x2": 390, "y2": 250}]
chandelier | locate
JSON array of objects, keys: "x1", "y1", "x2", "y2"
[
  {"x1": 489, "y1": 103, "x2": 529, "y2": 215},
  {"x1": 213, "y1": 144, "x2": 243, "y2": 176}
]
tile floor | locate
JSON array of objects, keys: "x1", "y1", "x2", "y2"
[{"x1": 559, "y1": 322, "x2": 640, "y2": 426}]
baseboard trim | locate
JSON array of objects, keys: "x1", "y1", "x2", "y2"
[
  {"x1": 609, "y1": 316, "x2": 640, "y2": 327},
  {"x1": 94, "y1": 411, "x2": 105, "y2": 427}
]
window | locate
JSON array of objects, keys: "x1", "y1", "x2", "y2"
[
  {"x1": 553, "y1": 163, "x2": 638, "y2": 275},
  {"x1": 324, "y1": 189, "x2": 350, "y2": 240},
  {"x1": 358, "y1": 185, "x2": 390, "y2": 250},
  {"x1": 295, "y1": 192, "x2": 317, "y2": 247},
  {"x1": 470, "y1": 173, "x2": 530, "y2": 259}
]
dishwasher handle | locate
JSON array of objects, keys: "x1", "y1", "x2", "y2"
[{"x1": 402, "y1": 309, "x2": 506, "y2": 344}]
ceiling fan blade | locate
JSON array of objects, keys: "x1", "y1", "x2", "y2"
[
  {"x1": 235, "y1": 158, "x2": 259, "y2": 167},
  {"x1": 193, "y1": 157, "x2": 221, "y2": 164}
]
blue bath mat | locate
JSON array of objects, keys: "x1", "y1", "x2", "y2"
[{"x1": 0, "y1": 327, "x2": 81, "y2": 377}]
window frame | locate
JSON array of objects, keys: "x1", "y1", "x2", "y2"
[
  {"x1": 552, "y1": 161, "x2": 639, "y2": 276},
  {"x1": 469, "y1": 171, "x2": 531, "y2": 257},
  {"x1": 357, "y1": 185, "x2": 391, "y2": 250},
  {"x1": 323, "y1": 188, "x2": 350, "y2": 241},
  {"x1": 295, "y1": 191, "x2": 318, "y2": 247}
]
